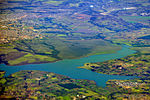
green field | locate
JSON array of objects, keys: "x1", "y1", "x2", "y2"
[{"x1": 120, "y1": 16, "x2": 150, "y2": 24}]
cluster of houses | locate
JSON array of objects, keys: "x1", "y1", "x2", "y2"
[{"x1": 114, "y1": 81, "x2": 145, "y2": 88}]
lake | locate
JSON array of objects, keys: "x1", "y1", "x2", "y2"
[{"x1": 0, "y1": 45, "x2": 137, "y2": 87}]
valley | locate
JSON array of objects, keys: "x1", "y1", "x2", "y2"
[{"x1": 0, "y1": 0, "x2": 150, "y2": 99}]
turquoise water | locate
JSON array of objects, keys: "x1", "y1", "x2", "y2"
[{"x1": 0, "y1": 45, "x2": 136, "y2": 87}]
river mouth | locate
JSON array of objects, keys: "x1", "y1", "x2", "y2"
[{"x1": 0, "y1": 45, "x2": 137, "y2": 87}]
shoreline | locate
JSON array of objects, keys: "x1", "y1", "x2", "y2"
[
  {"x1": 1, "y1": 46, "x2": 122, "y2": 66},
  {"x1": 0, "y1": 44, "x2": 137, "y2": 87}
]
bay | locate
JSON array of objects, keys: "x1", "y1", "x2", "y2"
[{"x1": 0, "y1": 45, "x2": 137, "y2": 87}]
